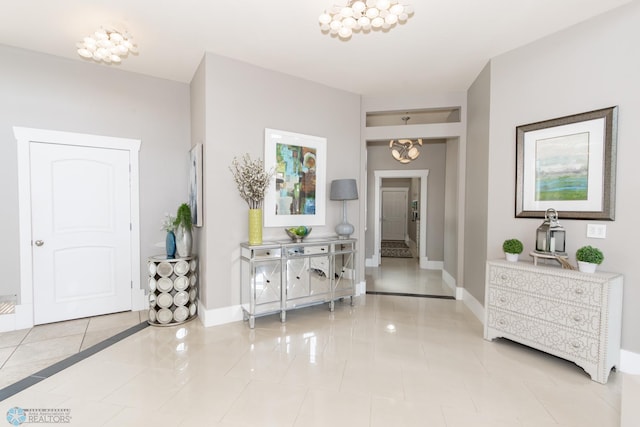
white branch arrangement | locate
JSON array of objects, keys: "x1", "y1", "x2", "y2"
[{"x1": 230, "y1": 154, "x2": 275, "y2": 209}]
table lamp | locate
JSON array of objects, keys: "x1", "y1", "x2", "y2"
[{"x1": 330, "y1": 179, "x2": 358, "y2": 239}]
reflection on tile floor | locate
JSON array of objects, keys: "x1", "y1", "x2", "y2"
[
  {"x1": 366, "y1": 257, "x2": 455, "y2": 297},
  {"x1": 0, "y1": 310, "x2": 148, "y2": 390},
  {"x1": 0, "y1": 295, "x2": 630, "y2": 426}
]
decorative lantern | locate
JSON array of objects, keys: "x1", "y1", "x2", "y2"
[{"x1": 535, "y1": 208, "x2": 566, "y2": 255}]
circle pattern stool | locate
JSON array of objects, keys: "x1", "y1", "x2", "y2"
[{"x1": 147, "y1": 255, "x2": 198, "y2": 326}]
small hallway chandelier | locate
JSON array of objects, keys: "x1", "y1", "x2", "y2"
[
  {"x1": 389, "y1": 115, "x2": 422, "y2": 163},
  {"x1": 389, "y1": 139, "x2": 422, "y2": 163},
  {"x1": 319, "y1": 0, "x2": 414, "y2": 40},
  {"x1": 77, "y1": 26, "x2": 137, "y2": 64}
]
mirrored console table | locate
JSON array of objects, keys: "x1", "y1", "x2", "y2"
[{"x1": 240, "y1": 237, "x2": 356, "y2": 328}]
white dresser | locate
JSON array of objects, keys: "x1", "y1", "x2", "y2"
[{"x1": 484, "y1": 260, "x2": 623, "y2": 384}]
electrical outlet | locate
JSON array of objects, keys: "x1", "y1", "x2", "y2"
[{"x1": 586, "y1": 224, "x2": 606, "y2": 239}]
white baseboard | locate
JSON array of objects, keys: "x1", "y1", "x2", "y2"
[
  {"x1": 355, "y1": 281, "x2": 366, "y2": 295},
  {"x1": 442, "y1": 269, "x2": 462, "y2": 300},
  {"x1": 419, "y1": 256, "x2": 428, "y2": 269},
  {"x1": 462, "y1": 288, "x2": 484, "y2": 323},
  {"x1": 426, "y1": 260, "x2": 443, "y2": 270},
  {"x1": 131, "y1": 288, "x2": 146, "y2": 311},
  {"x1": 0, "y1": 303, "x2": 34, "y2": 332},
  {"x1": 197, "y1": 301, "x2": 243, "y2": 327},
  {"x1": 620, "y1": 350, "x2": 640, "y2": 374},
  {"x1": 365, "y1": 256, "x2": 377, "y2": 267}
]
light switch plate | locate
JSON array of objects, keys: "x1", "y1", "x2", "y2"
[{"x1": 587, "y1": 223, "x2": 606, "y2": 239}]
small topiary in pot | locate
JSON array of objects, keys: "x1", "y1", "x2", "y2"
[
  {"x1": 576, "y1": 245, "x2": 604, "y2": 273},
  {"x1": 502, "y1": 239, "x2": 524, "y2": 255}
]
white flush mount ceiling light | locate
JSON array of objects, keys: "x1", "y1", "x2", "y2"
[
  {"x1": 77, "y1": 26, "x2": 138, "y2": 64},
  {"x1": 319, "y1": 0, "x2": 414, "y2": 40}
]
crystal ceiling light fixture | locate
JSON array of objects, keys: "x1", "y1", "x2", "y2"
[
  {"x1": 76, "y1": 26, "x2": 138, "y2": 64},
  {"x1": 319, "y1": 0, "x2": 414, "y2": 40},
  {"x1": 389, "y1": 115, "x2": 422, "y2": 164}
]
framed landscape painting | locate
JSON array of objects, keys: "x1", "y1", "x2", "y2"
[
  {"x1": 264, "y1": 128, "x2": 327, "y2": 227},
  {"x1": 515, "y1": 107, "x2": 618, "y2": 220}
]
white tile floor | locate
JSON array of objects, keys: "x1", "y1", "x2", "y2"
[
  {"x1": 0, "y1": 294, "x2": 630, "y2": 426},
  {"x1": 366, "y1": 257, "x2": 454, "y2": 297},
  {"x1": 0, "y1": 310, "x2": 147, "y2": 390}
]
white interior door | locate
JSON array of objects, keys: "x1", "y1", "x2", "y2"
[
  {"x1": 381, "y1": 189, "x2": 407, "y2": 241},
  {"x1": 30, "y1": 142, "x2": 132, "y2": 324}
]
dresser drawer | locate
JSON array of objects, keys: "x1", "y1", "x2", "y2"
[
  {"x1": 488, "y1": 288, "x2": 601, "y2": 335},
  {"x1": 488, "y1": 265, "x2": 603, "y2": 307},
  {"x1": 487, "y1": 309, "x2": 599, "y2": 364}
]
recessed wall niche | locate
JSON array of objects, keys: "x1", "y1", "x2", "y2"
[{"x1": 366, "y1": 107, "x2": 461, "y2": 127}]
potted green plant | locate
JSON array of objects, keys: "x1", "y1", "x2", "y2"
[
  {"x1": 576, "y1": 245, "x2": 604, "y2": 273},
  {"x1": 174, "y1": 203, "x2": 193, "y2": 257},
  {"x1": 503, "y1": 238, "x2": 523, "y2": 262}
]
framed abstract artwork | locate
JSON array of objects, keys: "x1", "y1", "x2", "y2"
[
  {"x1": 515, "y1": 107, "x2": 618, "y2": 220},
  {"x1": 264, "y1": 128, "x2": 327, "y2": 227}
]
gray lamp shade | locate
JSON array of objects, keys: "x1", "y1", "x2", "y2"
[{"x1": 330, "y1": 179, "x2": 358, "y2": 201}]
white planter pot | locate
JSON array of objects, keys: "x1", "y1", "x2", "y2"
[
  {"x1": 505, "y1": 252, "x2": 519, "y2": 262},
  {"x1": 577, "y1": 261, "x2": 597, "y2": 273}
]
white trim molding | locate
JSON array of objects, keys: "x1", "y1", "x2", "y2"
[
  {"x1": 462, "y1": 287, "x2": 484, "y2": 323},
  {"x1": 620, "y1": 350, "x2": 640, "y2": 375},
  {"x1": 426, "y1": 260, "x2": 443, "y2": 270},
  {"x1": 373, "y1": 169, "x2": 429, "y2": 268},
  {"x1": 197, "y1": 301, "x2": 243, "y2": 327}
]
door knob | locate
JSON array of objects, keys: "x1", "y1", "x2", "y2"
[{"x1": 34, "y1": 240, "x2": 44, "y2": 246}]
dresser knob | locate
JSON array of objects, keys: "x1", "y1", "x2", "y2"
[
  {"x1": 500, "y1": 274, "x2": 508, "y2": 281},
  {"x1": 499, "y1": 297, "x2": 507, "y2": 304},
  {"x1": 571, "y1": 341, "x2": 581, "y2": 349},
  {"x1": 573, "y1": 315, "x2": 582, "y2": 322},
  {"x1": 574, "y1": 288, "x2": 584, "y2": 295}
]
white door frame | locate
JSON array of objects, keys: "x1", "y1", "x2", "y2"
[
  {"x1": 381, "y1": 187, "x2": 408, "y2": 241},
  {"x1": 374, "y1": 169, "x2": 429, "y2": 268},
  {"x1": 11, "y1": 127, "x2": 142, "y2": 331}
]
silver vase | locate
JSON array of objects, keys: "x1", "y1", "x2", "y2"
[{"x1": 175, "y1": 224, "x2": 192, "y2": 258}]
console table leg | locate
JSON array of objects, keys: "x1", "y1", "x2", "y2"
[{"x1": 280, "y1": 310, "x2": 286, "y2": 323}]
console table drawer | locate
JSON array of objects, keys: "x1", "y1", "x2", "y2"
[
  {"x1": 488, "y1": 288, "x2": 601, "y2": 335},
  {"x1": 286, "y1": 245, "x2": 329, "y2": 256}
]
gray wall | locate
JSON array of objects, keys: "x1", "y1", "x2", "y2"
[
  {"x1": 190, "y1": 58, "x2": 207, "y2": 303},
  {"x1": 0, "y1": 44, "x2": 190, "y2": 299},
  {"x1": 464, "y1": 62, "x2": 491, "y2": 304},
  {"x1": 365, "y1": 142, "x2": 446, "y2": 261},
  {"x1": 485, "y1": 1, "x2": 640, "y2": 352},
  {"x1": 444, "y1": 138, "x2": 459, "y2": 280},
  {"x1": 196, "y1": 53, "x2": 361, "y2": 310}
]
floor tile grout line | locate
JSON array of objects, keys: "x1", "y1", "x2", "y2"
[
  {"x1": 0, "y1": 321, "x2": 149, "y2": 402},
  {"x1": 78, "y1": 316, "x2": 92, "y2": 352}
]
